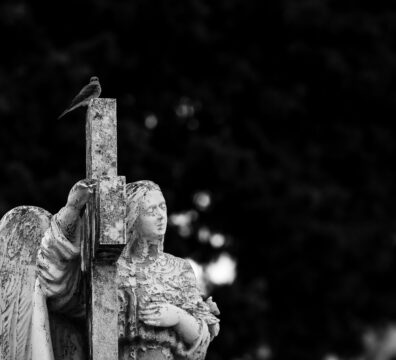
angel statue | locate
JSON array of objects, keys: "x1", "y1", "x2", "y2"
[{"x1": 0, "y1": 179, "x2": 220, "y2": 360}]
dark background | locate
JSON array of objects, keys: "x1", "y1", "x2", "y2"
[{"x1": 2, "y1": 1, "x2": 396, "y2": 359}]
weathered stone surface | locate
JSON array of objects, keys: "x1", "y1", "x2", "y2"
[
  {"x1": 0, "y1": 206, "x2": 51, "y2": 360},
  {"x1": 0, "y1": 96, "x2": 219, "y2": 360},
  {"x1": 86, "y1": 98, "x2": 118, "y2": 179},
  {"x1": 85, "y1": 98, "x2": 126, "y2": 360},
  {"x1": 85, "y1": 176, "x2": 127, "y2": 264},
  {"x1": 95, "y1": 176, "x2": 126, "y2": 259},
  {"x1": 88, "y1": 264, "x2": 118, "y2": 360},
  {"x1": 117, "y1": 181, "x2": 221, "y2": 360},
  {"x1": 49, "y1": 314, "x2": 86, "y2": 360}
]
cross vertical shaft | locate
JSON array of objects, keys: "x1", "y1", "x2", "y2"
[{"x1": 85, "y1": 98, "x2": 126, "y2": 360}]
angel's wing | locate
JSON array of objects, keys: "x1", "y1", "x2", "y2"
[
  {"x1": 0, "y1": 206, "x2": 51, "y2": 360},
  {"x1": 0, "y1": 206, "x2": 86, "y2": 360}
]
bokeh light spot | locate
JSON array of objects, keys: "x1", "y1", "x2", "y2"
[
  {"x1": 209, "y1": 233, "x2": 225, "y2": 248},
  {"x1": 175, "y1": 97, "x2": 195, "y2": 118},
  {"x1": 198, "y1": 227, "x2": 211, "y2": 243},
  {"x1": 144, "y1": 114, "x2": 158, "y2": 129},
  {"x1": 323, "y1": 355, "x2": 340, "y2": 360},
  {"x1": 256, "y1": 344, "x2": 272, "y2": 360},
  {"x1": 206, "y1": 252, "x2": 236, "y2": 285},
  {"x1": 193, "y1": 191, "x2": 211, "y2": 210},
  {"x1": 169, "y1": 210, "x2": 198, "y2": 238}
]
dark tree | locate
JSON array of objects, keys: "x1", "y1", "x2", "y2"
[{"x1": 2, "y1": 1, "x2": 396, "y2": 359}]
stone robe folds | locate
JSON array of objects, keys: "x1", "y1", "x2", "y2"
[{"x1": 36, "y1": 216, "x2": 219, "y2": 360}]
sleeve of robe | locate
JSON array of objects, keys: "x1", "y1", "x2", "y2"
[
  {"x1": 174, "y1": 260, "x2": 220, "y2": 360},
  {"x1": 36, "y1": 215, "x2": 85, "y2": 318}
]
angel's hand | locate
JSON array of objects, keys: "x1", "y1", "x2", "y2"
[
  {"x1": 66, "y1": 179, "x2": 96, "y2": 210},
  {"x1": 206, "y1": 296, "x2": 220, "y2": 315},
  {"x1": 139, "y1": 302, "x2": 181, "y2": 328}
]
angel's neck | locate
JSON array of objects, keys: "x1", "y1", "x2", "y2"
[{"x1": 129, "y1": 234, "x2": 163, "y2": 263}]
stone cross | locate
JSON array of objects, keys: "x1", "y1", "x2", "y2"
[{"x1": 84, "y1": 98, "x2": 126, "y2": 360}]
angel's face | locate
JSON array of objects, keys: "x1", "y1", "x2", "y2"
[{"x1": 135, "y1": 190, "x2": 167, "y2": 238}]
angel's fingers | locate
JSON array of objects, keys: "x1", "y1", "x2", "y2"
[
  {"x1": 143, "y1": 319, "x2": 161, "y2": 327},
  {"x1": 142, "y1": 303, "x2": 163, "y2": 310},
  {"x1": 86, "y1": 181, "x2": 97, "y2": 189},
  {"x1": 79, "y1": 179, "x2": 96, "y2": 187},
  {"x1": 139, "y1": 307, "x2": 160, "y2": 316},
  {"x1": 77, "y1": 180, "x2": 89, "y2": 187},
  {"x1": 140, "y1": 313, "x2": 160, "y2": 320},
  {"x1": 140, "y1": 318, "x2": 153, "y2": 326},
  {"x1": 140, "y1": 312, "x2": 160, "y2": 320}
]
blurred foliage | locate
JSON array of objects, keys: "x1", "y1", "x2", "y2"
[{"x1": 2, "y1": 0, "x2": 396, "y2": 359}]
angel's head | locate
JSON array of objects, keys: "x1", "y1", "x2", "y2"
[
  {"x1": 126, "y1": 180, "x2": 167, "y2": 244},
  {"x1": 90, "y1": 76, "x2": 99, "y2": 83}
]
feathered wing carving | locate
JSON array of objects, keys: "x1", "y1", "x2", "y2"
[
  {"x1": 0, "y1": 206, "x2": 51, "y2": 360},
  {"x1": 0, "y1": 206, "x2": 86, "y2": 360}
]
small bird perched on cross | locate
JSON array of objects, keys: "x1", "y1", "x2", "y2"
[{"x1": 58, "y1": 76, "x2": 102, "y2": 119}]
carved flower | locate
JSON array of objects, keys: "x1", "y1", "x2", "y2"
[
  {"x1": 104, "y1": 220, "x2": 124, "y2": 242},
  {"x1": 205, "y1": 296, "x2": 220, "y2": 315}
]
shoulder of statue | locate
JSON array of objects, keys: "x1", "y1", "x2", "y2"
[
  {"x1": 116, "y1": 255, "x2": 128, "y2": 269},
  {"x1": 162, "y1": 253, "x2": 188, "y2": 267},
  {"x1": 116, "y1": 255, "x2": 136, "y2": 283},
  {"x1": 159, "y1": 253, "x2": 195, "y2": 279},
  {"x1": 179, "y1": 258, "x2": 197, "y2": 282}
]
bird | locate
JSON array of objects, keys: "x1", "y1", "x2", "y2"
[{"x1": 58, "y1": 76, "x2": 101, "y2": 119}]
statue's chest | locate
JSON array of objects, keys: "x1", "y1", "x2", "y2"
[{"x1": 134, "y1": 258, "x2": 185, "y2": 305}]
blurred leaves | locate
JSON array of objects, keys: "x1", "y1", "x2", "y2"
[{"x1": 2, "y1": 1, "x2": 396, "y2": 359}]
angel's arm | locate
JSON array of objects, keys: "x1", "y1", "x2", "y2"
[
  {"x1": 139, "y1": 260, "x2": 220, "y2": 359},
  {"x1": 36, "y1": 180, "x2": 95, "y2": 316},
  {"x1": 56, "y1": 179, "x2": 95, "y2": 240}
]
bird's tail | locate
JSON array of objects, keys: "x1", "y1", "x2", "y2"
[
  {"x1": 58, "y1": 102, "x2": 85, "y2": 120},
  {"x1": 57, "y1": 108, "x2": 71, "y2": 120}
]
